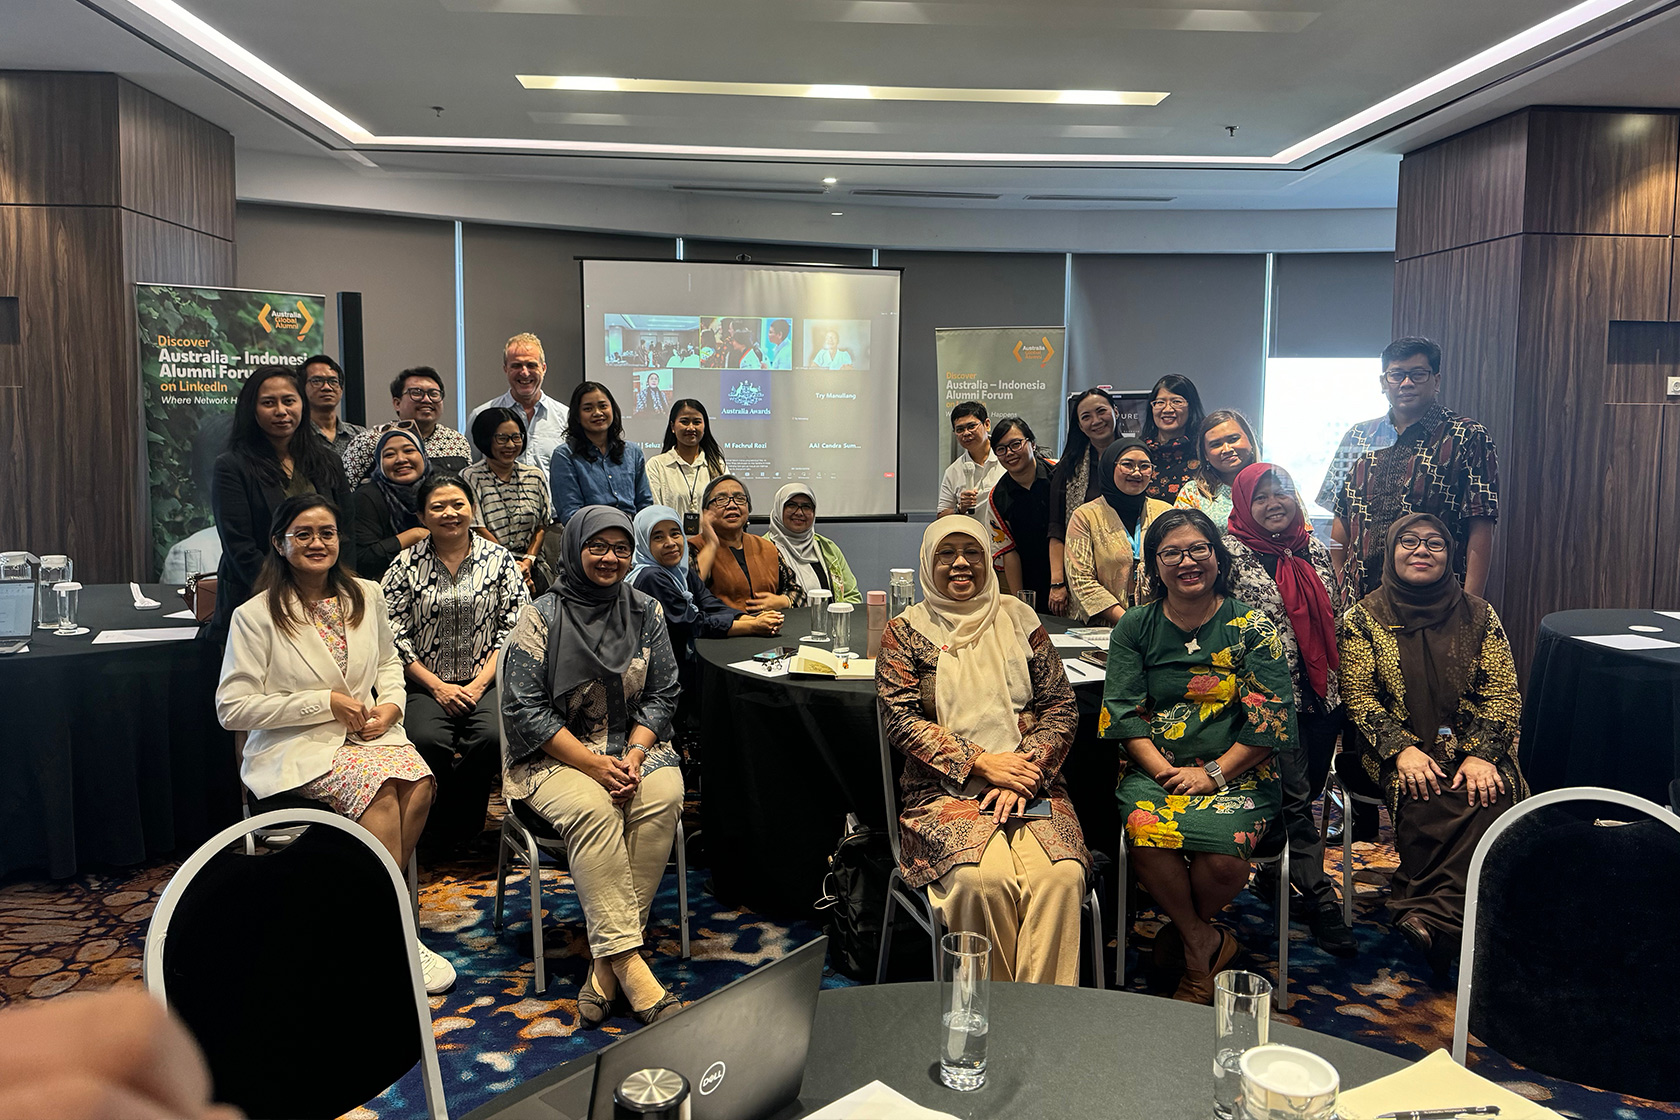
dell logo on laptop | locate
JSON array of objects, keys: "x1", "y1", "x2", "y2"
[{"x1": 699, "y1": 1061, "x2": 727, "y2": 1095}]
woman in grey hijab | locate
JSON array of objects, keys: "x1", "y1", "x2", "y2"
[{"x1": 500, "y1": 505, "x2": 685, "y2": 1026}]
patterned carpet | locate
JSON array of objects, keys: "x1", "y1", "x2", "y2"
[{"x1": 1, "y1": 819, "x2": 1675, "y2": 1119}]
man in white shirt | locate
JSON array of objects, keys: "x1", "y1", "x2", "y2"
[
  {"x1": 466, "y1": 332, "x2": 569, "y2": 482},
  {"x1": 937, "y1": 401, "x2": 1006, "y2": 527}
]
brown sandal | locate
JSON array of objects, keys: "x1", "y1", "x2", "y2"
[
  {"x1": 1173, "y1": 929, "x2": 1241, "y2": 1004},
  {"x1": 631, "y1": 991, "x2": 683, "y2": 1025},
  {"x1": 577, "y1": 971, "x2": 618, "y2": 1028}
]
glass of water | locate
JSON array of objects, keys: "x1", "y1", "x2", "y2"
[
  {"x1": 38, "y1": 555, "x2": 71, "y2": 629},
  {"x1": 801, "y1": 588, "x2": 832, "y2": 643},
  {"x1": 1213, "y1": 969, "x2": 1272, "y2": 1120},
  {"x1": 54, "y1": 581, "x2": 86, "y2": 636},
  {"x1": 938, "y1": 931, "x2": 990, "y2": 1092},
  {"x1": 827, "y1": 602, "x2": 855, "y2": 657},
  {"x1": 1015, "y1": 589, "x2": 1038, "y2": 611}
]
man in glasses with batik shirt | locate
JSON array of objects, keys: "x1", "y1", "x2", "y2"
[
  {"x1": 1330, "y1": 337, "x2": 1499, "y2": 614},
  {"x1": 341, "y1": 366, "x2": 473, "y2": 485},
  {"x1": 301, "y1": 354, "x2": 365, "y2": 458}
]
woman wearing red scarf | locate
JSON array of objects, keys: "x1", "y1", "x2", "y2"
[{"x1": 1223, "y1": 463, "x2": 1355, "y2": 956}]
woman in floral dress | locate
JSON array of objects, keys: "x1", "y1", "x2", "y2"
[{"x1": 1099, "y1": 507, "x2": 1296, "y2": 1003}]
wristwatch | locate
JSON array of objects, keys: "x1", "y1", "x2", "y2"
[{"x1": 1203, "y1": 761, "x2": 1228, "y2": 791}]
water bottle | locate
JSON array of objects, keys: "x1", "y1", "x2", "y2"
[
  {"x1": 866, "y1": 590, "x2": 887, "y2": 658},
  {"x1": 889, "y1": 568, "x2": 915, "y2": 618}
]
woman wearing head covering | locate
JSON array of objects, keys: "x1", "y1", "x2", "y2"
[
  {"x1": 501, "y1": 506, "x2": 686, "y2": 1025},
  {"x1": 1098, "y1": 507, "x2": 1297, "y2": 1003},
  {"x1": 1063, "y1": 438, "x2": 1174, "y2": 624},
  {"x1": 1339, "y1": 512, "x2": 1527, "y2": 979},
  {"x1": 351, "y1": 427, "x2": 430, "y2": 580},
  {"x1": 1222, "y1": 464, "x2": 1354, "y2": 956},
  {"x1": 763, "y1": 483, "x2": 860, "y2": 604},
  {"x1": 875, "y1": 517, "x2": 1091, "y2": 985}
]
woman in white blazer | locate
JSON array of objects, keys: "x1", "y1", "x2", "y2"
[{"x1": 215, "y1": 493, "x2": 455, "y2": 993}]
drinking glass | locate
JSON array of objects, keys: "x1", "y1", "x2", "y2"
[
  {"x1": 1213, "y1": 970, "x2": 1273, "y2": 1120},
  {"x1": 53, "y1": 581, "x2": 86, "y2": 636},
  {"x1": 182, "y1": 549, "x2": 204, "y2": 591},
  {"x1": 802, "y1": 588, "x2": 833, "y2": 643},
  {"x1": 1015, "y1": 589, "x2": 1038, "y2": 611},
  {"x1": 1238, "y1": 1044, "x2": 1339, "y2": 1120},
  {"x1": 938, "y1": 932, "x2": 990, "y2": 1092},
  {"x1": 827, "y1": 603, "x2": 855, "y2": 657},
  {"x1": 38, "y1": 555, "x2": 71, "y2": 629}
]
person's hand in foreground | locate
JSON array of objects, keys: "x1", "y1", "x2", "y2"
[{"x1": 0, "y1": 990, "x2": 242, "y2": 1120}]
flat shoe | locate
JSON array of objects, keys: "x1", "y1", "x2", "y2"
[
  {"x1": 631, "y1": 991, "x2": 683, "y2": 1025},
  {"x1": 577, "y1": 971, "x2": 616, "y2": 1028}
]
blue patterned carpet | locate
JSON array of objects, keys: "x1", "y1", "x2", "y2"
[{"x1": 2, "y1": 823, "x2": 1675, "y2": 1119}]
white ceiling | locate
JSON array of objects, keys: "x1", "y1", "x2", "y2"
[{"x1": 6, "y1": 0, "x2": 1680, "y2": 243}]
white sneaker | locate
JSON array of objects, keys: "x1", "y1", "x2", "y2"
[{"x1": 417, "y1": 941, "x2": 457, "y2": 994}]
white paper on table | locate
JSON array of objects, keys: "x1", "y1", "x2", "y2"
[
  {"x1": 1061, "y1": 658, "x2": 1105, "y2": 684},
  {"x1": 1655, "y1": 611, "x2": 1680, "y2": 620},
  {"x1": 90, "y1": 628, "x2": 200, "y2": 645},
  {"x1": 1049, "y1": 632, "x2": 1091, "y2": 649},
  {"x1": 1575, "y1": 633, "x2": 1680, "y2": 651},
  {"x1": 163, "y1": 609, "x2": 197, "y2": 620},
  {"x1": 803, "y1": 1080, "x2": 961, "y2": 1120},
  {"x1": 726, "y1": 657, "x2": 790, "y2": 678}
]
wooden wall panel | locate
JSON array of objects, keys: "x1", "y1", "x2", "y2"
[
  {"x1": 0, "y1": 72, "x2": 118, "y2": 206},
  {"x1": 1655, "y1": 408, "x2": 1680, "y2": 609},
  {"x1": 1524, "y1": 110, "x2": 1679, "y2": 237},
  {"x1": 122, "y1": 211, "x2": 236, "y2": 289},
  {"x1": 1392, "y1": 237, "x2": 1523, "y2": 605},
  {"x1": 1395, "y1": 111, "x2": 1529, "y2": 261},
  {"x1": 0, "y1": 205, "x2": 139, "y2": 576},
  {"x1": 117, "y1": 80, "x2": 235, "y2": 240},
  {"x1": 1503, "y1": 235, "x2": 1674, "y2": 671}
]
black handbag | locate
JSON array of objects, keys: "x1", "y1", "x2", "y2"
[{"x1": 815, "y1": 825, "x2": 925, "y2": 983}]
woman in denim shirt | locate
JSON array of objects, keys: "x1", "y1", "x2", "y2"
[{"x1": 549, "y1": 382, "x2": 653, "y2": 524}]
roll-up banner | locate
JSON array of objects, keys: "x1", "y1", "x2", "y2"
[
  {"x1": 934, "y1": 327, "x2": 1067, "y2": 479},
  {"x1": 135, "y1": 284, "x2": 327, "y2": 580}
]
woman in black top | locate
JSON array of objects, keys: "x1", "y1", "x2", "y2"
[
  {"x1": 351, "y1": 426, "x2": 431, "y2": 580},
  {"x1": 1141, "y1": 374, "x2": 1206, "y2": 504},
  {"x1": 209, "y1": 366, "x2": 351, "y2": 642},
  {"x1": 986, "y1": 416, "x2": 1056, "y2": 606},
  {"x1": 1047, "y1": 388, "x2": 1120, "y2": 616}
]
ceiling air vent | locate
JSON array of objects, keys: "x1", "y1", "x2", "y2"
[
  {"x1": 672, "y1": 185, "x2": 828, "y2": 195},
  {"x1": 1023, "y1": 194, "x2": 1177, "y2": 202},
  {"x1": 850, "y1": 188, "x2": 1002, "y2": 200}
]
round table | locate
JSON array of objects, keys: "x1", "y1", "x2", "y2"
[
  {"x1": 0, "y1": 583, "x2": 238, "y2": 878},
  {"x1": 695, "y1": 618, "x2": 1117, "y2": 920},
  {"x1": 797, "y1": 982, "x2": 1407, "y2": 1116},
  {"x1": 1519, "y1": 609, "x2": 1680, "y2": 806}
]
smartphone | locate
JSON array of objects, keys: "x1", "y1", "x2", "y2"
[
  {"x1": 752, "y1": 646, "x2": 797, "y2": 662},
  {"x1": 1020, "y1": 798, "x2": 1053, "y2": 819},
  {"x1": 1079, "y1": 649, "x2": 1108, "y2": 668}
]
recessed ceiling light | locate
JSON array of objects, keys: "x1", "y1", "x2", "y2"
[
  {"x1": 822, "y1": 177, "x2": 839, "y2": 185},
  {"x1": 516, "y1": 75, "x2": 1168, "y2": 106},
  {"x1": 831, "y1": 211, "x2": 844, "y2": 216}
]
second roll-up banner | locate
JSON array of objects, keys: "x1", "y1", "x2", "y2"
[{"x1": 934, "y1": 326, "x2": 1068, "y2": 481}]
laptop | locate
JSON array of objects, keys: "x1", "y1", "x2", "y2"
[
  {"x1": 474, "y1": 936, "x2": 827, "y2": 1120},
  {"x1": 0, "y1": 582, "x2": 34, "y2": 654}
]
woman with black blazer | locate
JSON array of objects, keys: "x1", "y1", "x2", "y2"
[
  {"x1": 209, "y1": 367, "x2": 352, "y2": 642},
  {"x1": 351, "y1": 426, "x2": 431, "y2": 580}
]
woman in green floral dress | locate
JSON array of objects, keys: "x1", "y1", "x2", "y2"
[{"x1": 1099, "y1": 507, "x2": 1297, "y2": 1002}]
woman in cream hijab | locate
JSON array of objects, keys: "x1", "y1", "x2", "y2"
[{"x1": 875, "y1": 516, "x2": 1091, "y2": 984}]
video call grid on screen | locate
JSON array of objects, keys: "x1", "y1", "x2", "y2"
[{"x1": 581, "y1": 259, "x2": 902, "y2": 517}]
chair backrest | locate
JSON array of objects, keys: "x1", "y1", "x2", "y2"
[
  {"x1": 875, "y1": 702, "x2": 905, "y2": 866},
  {"x1": 1454, "y1": 786, "x2": 1680, "y2": 1101},
  {"x1": 144, "y1": 809, "x2": 448, "y2": 1120}
]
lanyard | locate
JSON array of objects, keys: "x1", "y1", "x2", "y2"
[{"x1": 683, "y1": 460, "x2": 705, "y2": 512}]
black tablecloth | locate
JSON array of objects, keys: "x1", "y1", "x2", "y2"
[
  {"x1": 466, "y1": 981, "x2": 1408, "y2": 1120},
  {"x1": 696, "y1": 616, "x2": 1117, "y2": 919},
  {"x1": 0, "y1": 584, "x2": 238, "y2": 879},
  {"x1": 1519, "y1": 609, "x2": 1680, "y2": 806}
]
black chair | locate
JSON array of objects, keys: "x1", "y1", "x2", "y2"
[
  {"x1": 1324, "y1": 749, "x2": 1387, "y2": 926},
  {"x1": 144, "y1": 809, "x2": 448, "y2": 1120},
  {"x1": 1453, "y1": 786, "x2": 1680, "y2": 1101},
  {"x1": 875, "y1": 708, "x2": 1104, "y2": 988}
]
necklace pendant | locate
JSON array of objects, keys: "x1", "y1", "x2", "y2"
[{"x1": 1185, "y1": 637, "x2": 1201, "y2": 654}]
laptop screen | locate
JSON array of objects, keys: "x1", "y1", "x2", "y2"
[{"x1": 0, "y1": 582, "x2": 34, "y2": 639}]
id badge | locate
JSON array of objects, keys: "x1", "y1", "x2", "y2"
[{"x1": 683, "y1": 511, "x2": 700, "y2": 536}]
